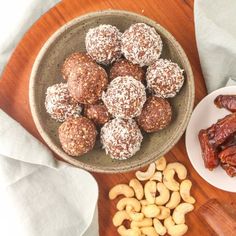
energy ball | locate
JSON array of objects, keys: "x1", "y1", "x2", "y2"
[
  {"x1": 58, "y1": 117, "x2": 97, "y2": 156},
  {"x1": 61, "y1": 52, "x2": 93, "y2": 80},
  {"x1": 85, "y1": 24, "x2": 122, "y2": 65},
  {"x1": 137, "y1": 96, "x2": 172, "y2": 133},
  {"x1": 146, "y1": 59, "x2": 184, "y2": 98},
  {"x1": 67, "y1": 62, "x2": 108, "y2": 104},
  {"x1": 101, "y1": 118, "x2": 143, "y2": 160},
  {"x1": 102, "y1": 76, "x2": 146, "y2": 119},
  {"x1": 121, "y1": 23, "x2": 163, "y2": 66},
  {"x1": 84, "y1": 102, "x2": 111, "y2": 126},
  {"x1": 109, "y1": 58, "x2": 145, "y2": 82},
  {"x1": 45, "y1": 83, "x2": 82, "y2": 122}
]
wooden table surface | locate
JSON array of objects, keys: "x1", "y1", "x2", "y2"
[{"x1": 0, "y1": 0, "x2": 235, "y2": 235}]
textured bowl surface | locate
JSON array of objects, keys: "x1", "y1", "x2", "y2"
[{"x1": 29, "y1": 10, "x2": 194, "y2": 173}]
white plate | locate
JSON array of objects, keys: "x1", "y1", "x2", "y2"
[{"x1": 186, "y1": 86, "x2": 236, "y2": 192}]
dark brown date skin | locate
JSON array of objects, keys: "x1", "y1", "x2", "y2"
[
  {"x1": 219, "y1": 146, "x2": 236, "y2": 166},
  {"x1": 221, "y1": 162, "x2": 236, "y2": 177},
  {"x1": 214, "y1": 95, "x2": 236, "y2": 112},
  {"x1": 198, "y1": 129, "x2": 219, "y2": 170}
]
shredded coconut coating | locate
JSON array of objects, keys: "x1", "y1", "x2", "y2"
[
  {"x1": 100, "y1": 118, "x2": 143, "y2": 160},
  {"x1": 58, "y1": 117, "x2": 97, "y2": 156},
  {"x1": 146, "y1": 59, "x2": 185, "y2": 98},
  {"x1": 110, "y1": 58, "x2": 145, "y2": 82},
  {"x1": 121, "y1": 23, "x2": 163, "y2": 66},
  {"x1": 67, "y1": 62, "x2": 108, "y2": 104},
  {"x1": 61, "y1": 52, "x2": 93, "y2": 80},
  {"x1": 137, "y1": 96, "x2": 172, "y2": 132},
  {"x1": 45, "y1": 83, "x2": 82, "y2": 122},
  {"x1": 102, "y1": 76, "x2": 146, "y2": 119},
  {"x1": 85, "y1": 24, "x2": 122, "y2": 65}
]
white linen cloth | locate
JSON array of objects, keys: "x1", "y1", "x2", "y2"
[
  {"x1": 0, "y1": 110, "x2": 99, "y2": 236},
  {"x1": 0, "y1": 1, "x2": 99, "y2": 235},
  {"x1": 194, "y1": 0, "x2": 236, "y2": 92}
]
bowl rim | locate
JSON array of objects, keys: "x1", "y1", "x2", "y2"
[{"x1": 29, "y1": 9, "x2": 195, "y2": 173}]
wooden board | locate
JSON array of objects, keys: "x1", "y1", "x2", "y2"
[{"x1": 0, "y1": 0, "x2": 235, "y2": 235}]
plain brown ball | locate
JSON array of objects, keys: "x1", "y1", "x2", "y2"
[
  {"x1": 61, "y1": 52, "x2": 93, "y2": 80},
  {"x1": 137, "y1": 96, "x2": 172, "y2": 133},
  {"x1": 109, "y1": 59, "x2": 145, "y2": 82},
  {"x1": 67, "y1": 62, "x2": 108, "y2": 105},
  {"x1": 58, "y1": 117, "x2": 97, "y2": 156}
]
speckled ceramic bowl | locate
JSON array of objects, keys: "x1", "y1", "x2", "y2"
[{"x1": 29, "y1": 10, "x2": 194, "y2": 173}]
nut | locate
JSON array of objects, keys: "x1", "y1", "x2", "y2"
[
  {"x1": 163, "y1": 169, "x2": 180, "y2": 191},
  {"x1": 164, "y1": 216, "x2": 188, "y2": 236},
  {"x1": 135, "y1": 163, "x2": 156, "y2": 181},
  {"x1": 155, "y1": 156, "x2": 166, "y2": 171},
  {"x1": 109, "y1": 184, "x2": 134, "y2": 200},
  {"x1": 129, "y1": 179, "x2": 144, "y2": 200},
  {"x1": 131, "y1": 218, "x2": 153, "y2": 228},
  {"x1": 140, "y1": 200, "x2": 149, "y2": 206},
  {"x1": 117, "y1": 225, "x2": 141, "y2": 236},
  {"x1": 144, "y1": 181, "x2": 157, "y2": 204},
  {"x1": 165, "y1": 191, "x2": 181, "y2": 209},
  {"x1": 140, "y1": 226, "x2": 159, "y2": 236},
  {"x1": 156, "y1": 206, "x2": 170, "y2": 220},
  {"x1": 153, "y1": 218, "x2": 167, "y2": 235},
  {"x1": 172, "y1": 203, "x2": 194, "y2": 224},
  {"x1": 155, "y1": 182, "x2": 170, "y2": 205},
  {"x1": 113, "y1": 210, "x2": 131, "y2": 227},
  {"x1": 165, "y1": 162, "x2": 187, "y2": 180},
  {"x1": 126, "y1": 205, "x2": 144, "y2": 222},
  {"x1": 141, "y1": 204, "x2": 160, "y2": 218},
  {"x1": 117, "y1": 198, "x2": 141, "y2": 212},
  {"x1": 180, "y1": 180, "x2": 196, "y2": 204}
]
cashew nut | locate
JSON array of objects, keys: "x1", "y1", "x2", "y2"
[
  {"x1": 172, "y1": 203, "x2": 194, "y2": 224},
  {"x1": 117, "y1": 225, "x2": 141, "y2": 236},
  {"x1": 117, "y1": 198, "x2": 141, "y2": 212},
  {"x1": 155, "y1": 156, "x2": 166, "y2": 171},
  {"x1": 140, "y1": 200, "x2": 149, "y2": 206},
  {"x1": 153, "y1": 218, "x2": 167, "y2": 235},
  {"x1": 150, "y1": 171, "x2": 162, "y2": 182},
  {"x1": 140, "y1": 226, "x2": 159, "y2": 236},
  {"x1": 135, "y1": 163, "x2": 156, "y2": 181},
  {"x1": 155, "y1": 182, "x2": 170, "y2": 205},
  {"x1": 180, "y1": 180, "x2": 196, "y2": 204},
  {"x1": 126, "y1": 205, "x2": 144, "y2": 222},
  {"x1": 141, "y1": 204, "x2": 160, "y2": 218},
  {"x1": 163, "y1": 169, "x2": 180, "y2": 191},
  {"x1": 144, "y1": 181, "x2": 157, "y2": 204},
  {"x1": 164, "y1": 216, "x2": 188, "y2": 236},
  {"x1": 165, "y1": 191, "x2": 181, "y2": 209},
  {"x1": 156, "y1": 206, "x2": 170, "y2": 220},
  {"x1": 129, "y1": 179, "x2": 144, "y2": 200},
  {"x1": 109, "y1": 184, "x2": 134, "y2": 200},
  {"x1": 165, "y1": 162, "x2": 187, "y2": 180},
  {"x1": 113, "y1": 210, "x2": 131, "y2": 227},
  {"x1": 131, "y1": 218, "x2": 153, "y2": 228}
]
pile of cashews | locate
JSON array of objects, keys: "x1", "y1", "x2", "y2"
[{"x1": 109, "y1": 157, "x2": 196, "y2": 236}]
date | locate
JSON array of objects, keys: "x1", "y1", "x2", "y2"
[{"x1": 214, "y1": 95, "x2": 236, "y2": 112}]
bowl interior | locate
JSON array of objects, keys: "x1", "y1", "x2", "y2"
[{"x1": 30, "y1": 10, "x2": 194, "y2": 173}]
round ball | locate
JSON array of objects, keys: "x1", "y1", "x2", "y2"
[
  {"x1": 102, "y1": 76, "x2": 146, "y2": 119},
  {"x1": 85, "y1": 24, "x2": 122, "y2": 65},
  {"x1": 101, "y1": 118, "x2": 143, "y2": 160},
  {"x1": 137, "y1": 96, "x2": 172, "y2": 133},
  {"x1": 146, "y1": 59, "x2": 184, "y2": 98},
  {"x1": 45, "y1": 83, "x2": 82, "y2": 122},
  {"x1": 61, "y1": 52, "x2": 93, "y2": 80},
  {"x1": 84, "y1": 102, "x2": 110, "y2": 126},
  {"x1": 67, "y1": 62, "x2": 108, "y2": 104},
  {"x1": 110, "y1": 58, "x2": 145, "y2": 82},
  {"x1": 121, "y1": 23, "x2": 163, "y2": 66},
  {"x1": 58, "y1": 117, "x2": 97, "y2": 156}
]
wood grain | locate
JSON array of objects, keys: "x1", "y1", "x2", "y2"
[{"x1": 0, "y1": 0, "x2": 235, "y2": 235}]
